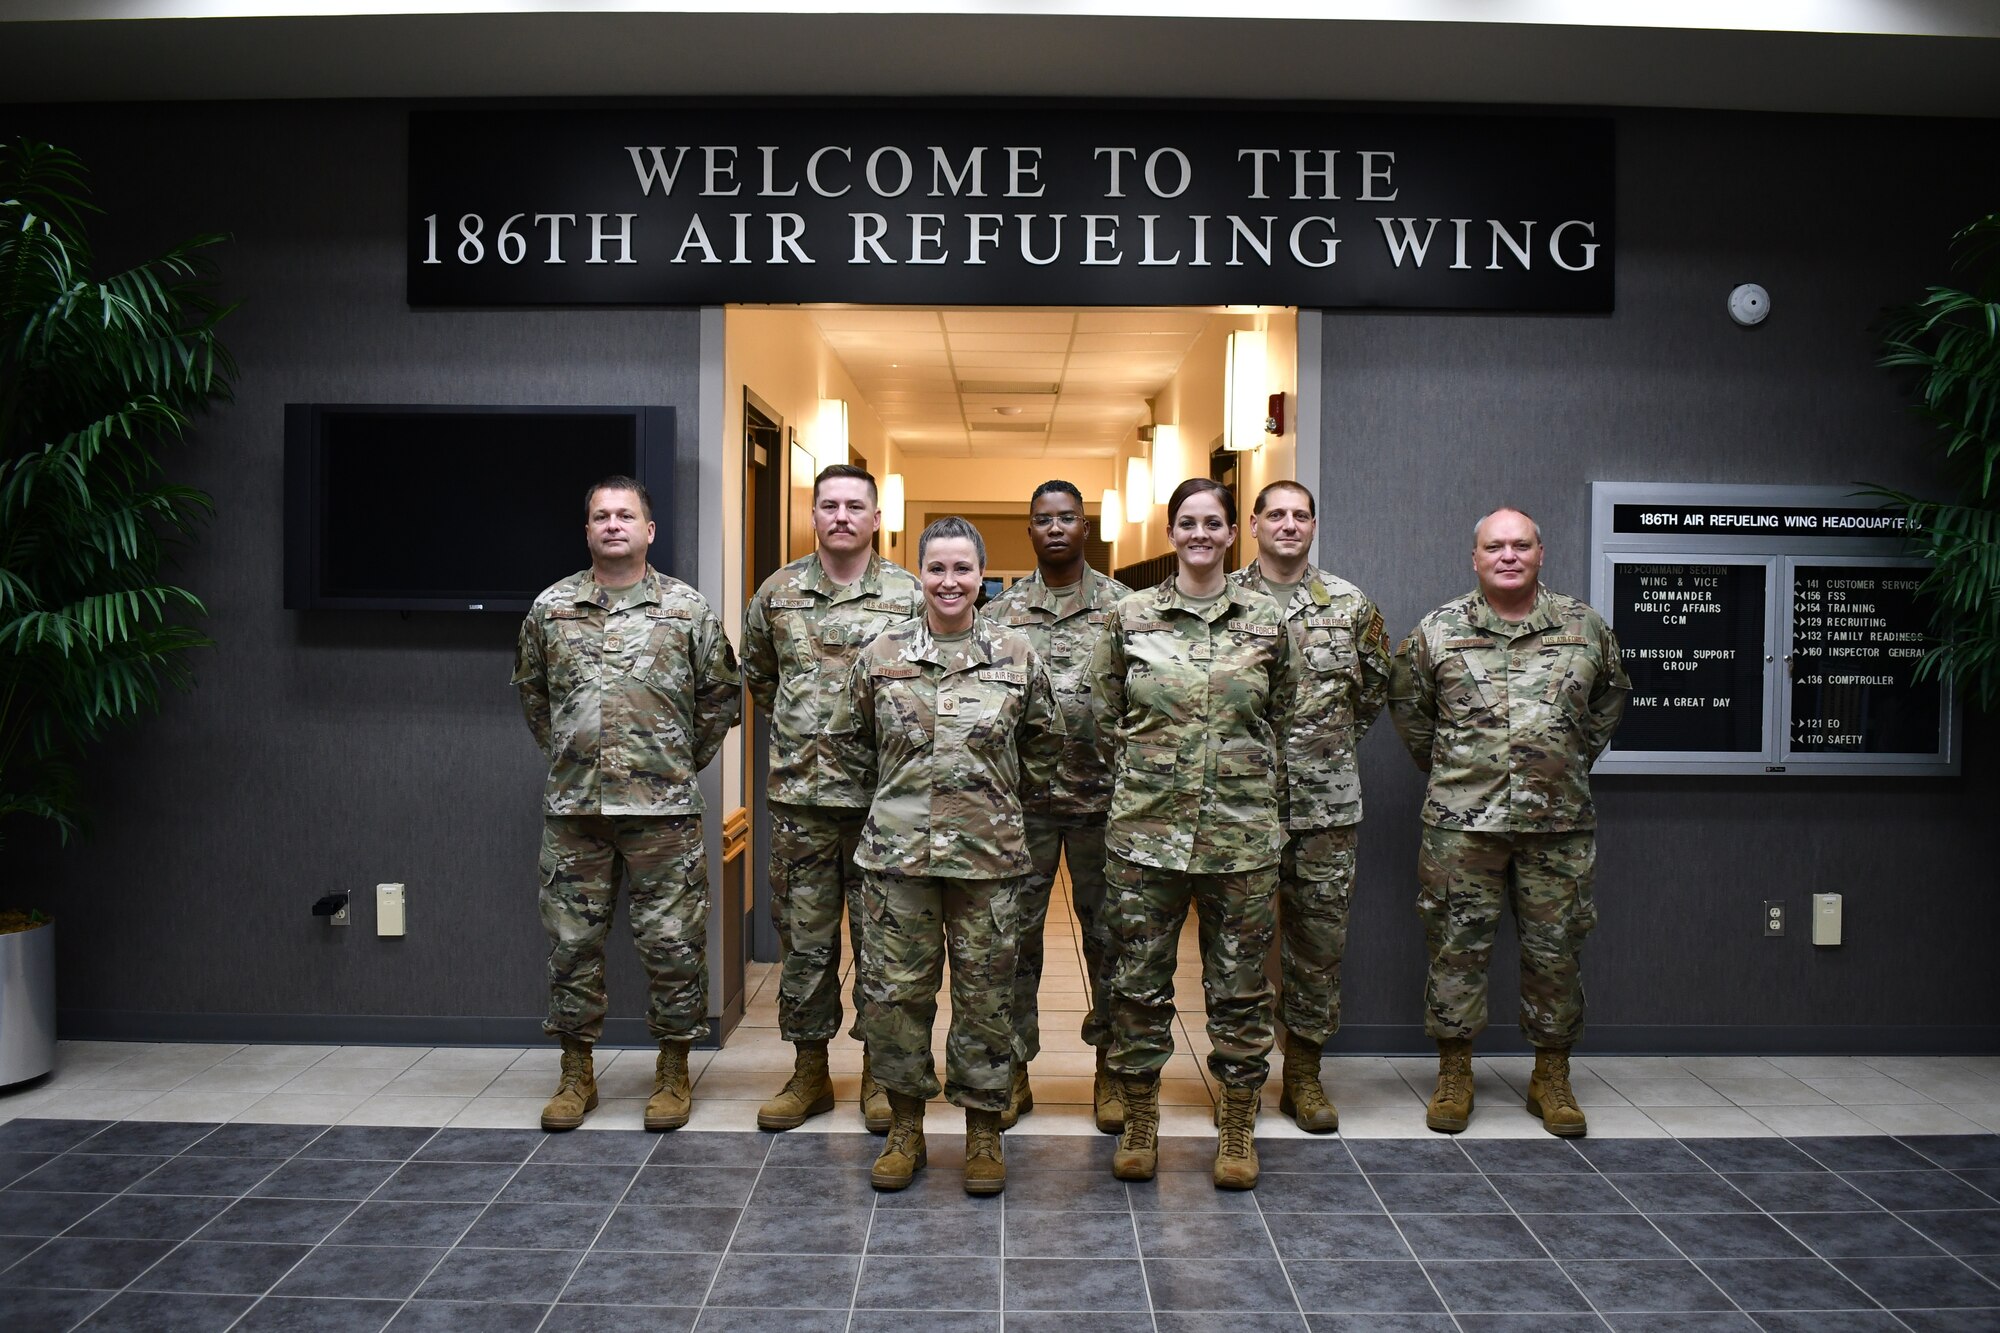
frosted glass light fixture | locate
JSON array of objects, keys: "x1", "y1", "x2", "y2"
[
  {"x1": 882, "y1": 473, "x2": 906, "y2": 533},
  {"x1": 815, "y1": 398, "x2": 849, "y2": 468},
  {"x1": 1222, "y1": 331, "x2": 1267, "y2": 453},
  {"x1": 1124, "y1": 457, "x2": 1152, "y2": 525},
  {"x1": 1100, "y1": 488, "x2": 1122, "y2": 540},
  {"x1": 1150, "y1": 424, "x2": 1179, "y2": 504}
]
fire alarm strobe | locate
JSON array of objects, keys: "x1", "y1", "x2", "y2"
[{"x1": 1728, "y1": 283, "x2": 1770, "y2": 327}]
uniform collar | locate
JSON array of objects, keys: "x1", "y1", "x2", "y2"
[
  {"x1": 1235, "y1": 558, "x2": 1332, "y2": 615},
  {"x1": 801, "y1": 550, "x2": 890, "y2": 602},
  {"x1": 574, "y1": 565, "x2": 662, "y2": 611},
  {"x1": 1152, "y1": 574, "x2": 1264, "y2": 625},
  {"x1": 906, "y1": 614, "x2": 1000, "y2": 673},
  {"x1": 1015, "y1": 565, "x2": 1110, "y2": 618},
  {"x1": 1469, "y1": 585, "x2": 1559, "y2": 636}
]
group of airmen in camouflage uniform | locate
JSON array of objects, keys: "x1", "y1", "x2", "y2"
[{"x1": 514, "y1": 464, "x2": 1628, "y2": 1197}]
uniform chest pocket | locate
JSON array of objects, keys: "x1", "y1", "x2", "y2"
[
  {"x1": 1437, "y1": 644, "x2": 1498, "y2": 720},
  {"x1": 876, "y1": 677, "x2": 934, "y2": 749},
  {"x1": 1119, "y1": 740, "x2": 1179, "y2": 794},
  {"x1": 1538, "y1": 636, "x2": 1598, "y2": 710},
  {"x1": 956, "y1": 669, "x2": 1025, "y2": 750}
]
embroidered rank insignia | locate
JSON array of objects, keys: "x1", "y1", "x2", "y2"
[{"x1": 937, "y1": 695, "x2": 960, "y2": 716}]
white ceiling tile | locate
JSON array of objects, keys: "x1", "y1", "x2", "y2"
[
  {"x1": 811, "y1": 310, "x2": 942, "y2": 333},
  {"x1": 947, "y1": 332, "x2": 1073, "y2": 353},
  {"x1": 1076, "y1": 311, "x2": 1211, "y2": 334},
  {"x1": 941, "y1": 310, "x2": 1075, "y2": 333},
  {"x1": 949, "y1": 351, "x2": 1069, "y2": 370}
]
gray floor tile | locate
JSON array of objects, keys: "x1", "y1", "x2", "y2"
[
  {"x1": 414, "y1": 1247, "x2": 583, "y2": 1303},
  {"x1": 1602, "y1": 1316, "x2": 1757, "y2": 1332},
  {"x1": 1463, "y1": 1140, "x2": 1594, "y2": 1174},
  {"x1": 542, "y1": 1304, "x2": 698, "y2": 1333},
  {"x1": 250, "y1": 1159, "x2": 399, "y2": 1200},
  {"x1": 75, "y1": 1290, "x2": 253, "y2": 1329},
  {"x1": 763, "y1": 1134, "x2": 883, "y2": 1168},
  {"x1": 1253, "y1": 1138, "x2": 1358, "y2": 1173},
  {"x1": 186, "y1": 1123, "x2": 330, "y2": 1159},
  {"x1": 704, "y1": 1252, "x2": 859, "y2": 1308},
  {"x1": 1153, "y1": 1137, "x2": 1224, "y2": 1173},
  {"x1": 1145, "y1": 1256, "x2": 1298, "y2": 1311},
  {"x1": 1902, "y1": 1138, "x2": 2000, "y2": 1171},
  {"x1": 562, "y1": 1249, "x2": 719, "y2": 1305},
  {"x1": 1369, "y1": 1172, "x2": 1508, "y2": 1214},
  {"x1": 528, "y1": 1130, "x2": 658, "y2": 1166},
  {"x1": 1685, "y1": 1140, "x2": 1824, "y2": 1174},
  {"x1": 0, "y1": 1189, "x2": 115, "y2": 1236},
  {"x1": 1696, "y1": 1257, "x2": 1876, "y2": 1311},
  {"x1": 688, "y1": 1309, "x2": 846, "y2": 1333},
  {"x1": 0, "y1": 1233, "x2": 41, "y2": 1269},
  {"x1": 300, "y1": 1127, "x2": 437, "y2": 1161},
  {"x1": 848, "y1": 1312, "x2": 1000, "y2": 1333},
  {"x1": 1003, "y1": 1256, "x2": 1149, "y2": 1311},
  {"x1": 413, "y1": 1129, "x2": 546, "y2": 1163},
  {"x1": 5, "y1": 1236, "x2": 175, "y2": 1289},
  {"x1": 725, "y1": 1204, "x2": 871, "y2": 1255},
  {"x1": 76, "y1": 1122, "x2": 221, "y2": 1157},
  {"x1": 0, "y1": 1284, "x2": 115, "y2": 1331},
  {"x1": 1771, "y1": 1209, "x2": 1948, "y2": 1258},
  {"x1": 1724, "y1": 1173, "x2": 1882, "y2": 1213},
  {"x1": 373, "y1": 1162, "x2": 516, "y2": 1204},
  {"x1": 1002, "y1": 1136, "x2": 1119, "y2": 1173},
  {"x1": 1607, "y1": 1174, "x2": 1758, "y2": 1214},
  {"x1": 387, "y1": 1299, "x2": 550, "y2": 1330},
  {"x1": 1264, "y1": 1211, "x2": 1412, "y2": 1261},
  {"x1": 326, "y1": 1201, "x2": 482, "y2": 1248},
  {"x1": 1127, "y1": 1168, "x2": 1259, "y2": 1212},
  {"x1": 1650, "y1": 1212, "x2": 1813, "y2": 1260},
  {"x1": 1304, "y1": 1316, "x2": 1456, "y2": 1333},
  {"x1": 995, "y1": 1166, "x2": 1131, "y2": 1210},
  {"x1": 131, "y1": 1155, "x2": 286, "y2": 1198},
  {"x1": 13, "y1": 1154, "x2": 170, "y2": 1194},
  {"x1": 1456, "y1": 1319, "x2": 1611, "y2": 1333},
  {"x1": 855, "y1": 1254, "x2": 1000, "y2": 1309},
  {"x1": 1155, "y1": 1316, "x2": 1307, "y2": 1333},
  {"x1": 1831, "y1": 1255, "x2": 2000, "y2": 1309},
  {"x1": 1398, "y1": 1212, "x2": 1547, "y2": 1262},
  {"x1": 1748, "y1": 1315, "x2": 1911, "y2": 1333},
  {"x1": 496, "y1": 1164, "x2": 638, "y2": 1205},
  {"x1": 270, "y1": 1244, "x2": 446, "y2": 1299},
  {"x1": 1521, "y1": 1213, "x2": 1678, "y2": 1261},
  {"x1": 870, "y1": 1167, "x2": 1000, "y2": 1211},
  {"x1": 1843, "y1": 1171, "x2": 1995, "y2": 1211},
  {"x1": 1955, "y1": 1168, "x2": 2000, "y2": 1203},
  {"x1": 1562, "y1": 1258, "x2": 1735, "y2": 1312},
  {"x1": 1003, "y1": 1209, "x2": 1140, "y2": 1258},
  {"x1": 1249, "y1": 1172, "x2": 1384, "y2": 1212},
  {"x1": 1489, "y1": 1172, "x2": 1637, "y2": 1213},
  {"x1": 1136, "y1": 1209, "x2": 1279, "y2": 1258},
  {"x1": 63, "y1": 1193, "x2": 230, "y2": 1242},
  {"x1": 645, "y1": 1133, "x2": 772, "y2": 1169},
  {"x1": 0, "y1": 1154, "x2": 52, "y2": 1188},
  {"x1": 624, "y1": 1165, "x2": 760, "y2": 1209},
  {"x1": 1350, "y1": 1140, "x2": 1477, "y2": 1173},
  {"x1": 194, "y1": 1196, "x2": 356, "y2": 1244},
  {"x1": 1575, "y1": 1141, "x2": 1707, "y2": 1173},
  {"x1": 0, "y1": 1120, "x2": 114, "y2": 1154},
  {"x1": 1287, "y1": 1259, "x2": 1447, "y2": 1313},
  {"x1": 1424, "y1": 1260, "x2": 1593, "y2": 1314},
  {"x1": 1897, "y1": 1208, "x2": 2000, "y2": 1256},
  {"x1": 1891, "y1": 1311, "x2": 2000, "y2": 1333},
  {"x1": 457, "y1": 1200, "x2": 615, "y2": 1249},
  {"x1": 234, "y1": 1296, "x2": 401, "y2": 1331},
  {"x1": 593, "y1": 1203, "x2": 740, "y2": 1253},
  {"x1": 865, "y1": 1205, "x2": 1000, "y2": 1256},
  {"x1": 130, "y1": 1240, "x2": 312, "y2": 1295},
  {"x1": 1789, "y1": 1137, "x2": 1936, "y2": 1173}
]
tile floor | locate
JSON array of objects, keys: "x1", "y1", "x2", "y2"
[{"x1": 2, "y1": 873, "x2": 1997, "y2": 1328}]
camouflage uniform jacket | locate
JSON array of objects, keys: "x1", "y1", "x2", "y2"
[
  {"x1": 1088, "y1": 577, "x2": 1298, "y2": 874},
  {"x1": 514, "y1": 566, "x2": 743, "y2": 816},
  {"x1": 985, "y1": 565, "x2": 1132, "y2": 817},
  {"x1": 835, "y1": 615, "x2": 1064, "y2": 879},
  {"x1": 1231, "y1": 558, "x2": 1392, "y2": 831},
  {"x1": 742, "y1": 551, "x2": 922, "y2": 809},
  {"x1": 1389, "y1": 586, "x2": 1629, "y2": 832}
]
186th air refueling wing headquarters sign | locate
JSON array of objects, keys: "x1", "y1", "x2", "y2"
[{"x1": 407, "y1": 107, "x2": 1614, "y2": 309}]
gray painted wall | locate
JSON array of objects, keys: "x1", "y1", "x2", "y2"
[{"x1": 12, "y1": 101, "x2": 1997, "y2": 1050}]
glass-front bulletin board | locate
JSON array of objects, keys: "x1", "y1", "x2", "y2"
[{"x1": 1589, "y1": 483, "x2": 1959, "y2": 776}]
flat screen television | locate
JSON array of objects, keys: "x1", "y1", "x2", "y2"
[{"x1": 284, "y1": 403, "x2": 675, "y2": 611}]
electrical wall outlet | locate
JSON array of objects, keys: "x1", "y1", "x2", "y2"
[
  {"x1": 1764, "y1": 900, "x2": 1785, "y2": 937},
  {"x1": 377, "y1": 883, "x2": 406, "y2": 937},
  {"x1": 330, "y1": 898, "x2": 349, "y2": 926}
]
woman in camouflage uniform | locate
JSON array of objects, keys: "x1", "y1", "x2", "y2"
[
  {"x1": 1090, "y1": 478, "x2": 1297, "y2": 1190},
  {"x1": 837, "y1": 516, "x2": 1063, "y2": 1195}
]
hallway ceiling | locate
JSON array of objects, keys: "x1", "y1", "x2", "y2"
[{"x1": 804, "y1": 307, "x2": 1214, "y2": 460}]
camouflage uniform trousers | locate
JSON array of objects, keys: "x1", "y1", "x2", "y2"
[
  {"x1": 857, "y1": 870, "x2": 1024, "y2": 1112},
  {"x1": 769, "y1": 801, "x2": 869, "y2": 1043},
  {"x1": 1416, "y1": 825, "x2": 1598, "y2": 1048},
  {"x1": 1104, "y1": 855, "x2": 1279, "y2": 1088},
  {"x1": 540, "y1": 813, "x2": 709, "y2": 1044},
  {"x1": 1278, "y1": 826, "x2": 1359, "y2": 1048},
  {"x1": 1013, "y1": 812, "x2": 1115, "y2": 1065}
]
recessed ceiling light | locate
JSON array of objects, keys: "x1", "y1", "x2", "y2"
[{"x1": 995, "y1": 406, "x2": 1023, "y2": 416}]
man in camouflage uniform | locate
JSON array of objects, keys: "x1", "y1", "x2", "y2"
[
  {"x1": 741, "y1": 463, "x2": 921, "y2": 1131},
  {"x1": 1230, "y1": 480, "x2": 1391, "y2": 1133},
  {"x1": 1389, "y1": 506, "x2": 1628, "y2": 1137},
  {"x1": 1090, "y1": 488, "x2": 1297, "y2": 1189},
  {"x1": 985, "y1": 480, "x2": 1130, "y2": 1132},
  {"x1": 836, "y1": 516, "x2": 1063, "y2": 1194},
  {"x1": 515, "y1": 475, "x2": 742, "y2": 1133}
]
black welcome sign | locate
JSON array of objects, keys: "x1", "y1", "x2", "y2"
[{"x1": 408, "y1": 105, "x2": 1613, "y2": 310}]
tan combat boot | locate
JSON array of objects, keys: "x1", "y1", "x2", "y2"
[
  {"x1": 1111, "y1": 1071, "x2": 1160, "y2": 1181},
  {"x1": 870, "y1": 1090, "x2": 927, "y2": 1191},
  {"x1": 540, "y1": 1036, "x2": 597, "y2": 1132},
  {"x1": 964, "y1": 1107, "x2": 1007, "y2": 1195},
  {"x1": 644, "y1": 1039, "x2": 693, "y2": 1132},
  {"x1": 1527, "y1": 1046, "x2": 1589, "y2": 1138},
  {"x1": 859, "y1": 1047, "x2": 892, "y2": 1134},
  {"x1": 1093, "y1": 1047, "x2": 1125, "y2": 1135},
  {"x1": 999, "y1": 1061, "x2": 1034, "y2": 1130},
  {"x1": 1213, "y1": 1084, "x2": 1261, "y2": 1190},
  {"x1": 1278, "y1": 1032, "x2": 1339, "y2": 1133},
  {"x1": 757, "y1": 1040, "x2": 835, "y2": 1131},
  {"x1": 1426, "y1": 1037, "x2": 1475, "y2": 1133}
]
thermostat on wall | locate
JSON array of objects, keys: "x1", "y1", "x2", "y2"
[{"x1": 1728, "y1": 283, "x2": 1770, "y2": 326}]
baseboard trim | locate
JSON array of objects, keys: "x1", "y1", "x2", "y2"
[
  {"x1": 1324, "y1": 1024, "x2": 2000, "y2": 1056},
  {"x1": 58, "y1": 1012, "x2": 723, "y2": 1051}
]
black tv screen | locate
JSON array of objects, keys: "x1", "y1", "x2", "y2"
[{"x1": 284, "y1": 404, "x2": 675, "y2": 611}]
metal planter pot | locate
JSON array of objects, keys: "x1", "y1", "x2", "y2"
[{"x1": 0, "y1": 921, "x2": 56, "y2": 1087}]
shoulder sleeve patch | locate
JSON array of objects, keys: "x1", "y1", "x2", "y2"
[
  {"x1": 1445, "y1": 637, "x2": 1497, "y2": 650},
  {"x1": 871, "y1": 663, "x2": 922, "y2": 679},
  {"x1": 977, "y1": 666, "x2": 1028, "y2": 685},
  {"x1": 770, "y1": 597, "x2": 815, "y2": 610}
]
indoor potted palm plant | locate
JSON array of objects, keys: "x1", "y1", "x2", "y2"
[{"x1": 0, "y1": 138, "x2": 235, "y2": 1084}]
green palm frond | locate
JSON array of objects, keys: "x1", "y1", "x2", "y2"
[{"x1": 0, "y1": 137, "x2": 234, "y2": 847}]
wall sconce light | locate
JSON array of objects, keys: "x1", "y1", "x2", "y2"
[
  {"x1": 1150, "y1": 424, "x2": 1179, "y2": 504},
  {"x1": 1124, "y1": 457, "x2": 1152, "y2": 525},
  {"x1": 882, "y1": 472, "x2": 906, "y2": 534},
  {"x1": 1222, "y1": 330, "x2": 1268, "y2": 453},
  {"x1": 814, "y1": 398, "x2": 849, "y2": 469},
  {"x1": 1100, "y1": 488, "x2": 1121, "y2": 540}
]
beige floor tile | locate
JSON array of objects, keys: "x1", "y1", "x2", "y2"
[
  {"x1": 381, "y1": 1068, "x2": 503, "y2": 1097},
  {"x1": 1324, "y1": 1079, "x2": 1426, "y2": 1109},
  {"x1": 1321, "y1": 1104, "x2": 1435, "y2": 1137},
  {"x1": 1748, "y1": 1105, "x2": 1887, "y2": 1137},
  {"x1": 1947, "y1": 1103, "x2": 2000, "y2": 1133},
  {"x1": 1851, "y1": 1103, "x2": 1990, "y2": 1135},
  {"x1": 312, "y1": 1046, "x2": 426, "y2": 1073},
  {"x1": 1669, "y1": 1056, "x2": 1784, "y2": 1080},
  {"x1": 1885, "y1": 1072, "x2": 2000, "y2": 1102},
  {"x1": 578, "y1": 1098, "x2": 650, "y2": 1131},
  {"x1": 1601, "y1": 1077, "x2": 1732, "y2": 1108},
  {"x1": 342, "y1": 1095, "x2": 470, "y2": 1126},
  {"x1": 138, "y1": 1088, "x2": 269, "y2": 1121},
  {"x1": 1575, "y1": 1107, "x2": 1671, "y2": 1138},
  {"x1": 67, "y1": 1062, "x2": 202, "y2": 1093},
  {"x1": 1765, "y1": 1056, "x2": 1875, "y2": 1078},
  {"x1": 486, "y1": 1070, "x2": 560, "y2": 1099},
  {"x1": 276, "y1": 1067, "x2": 398, "y2": 1098},
  {"x1": 237, "y1": 1093, "x2": 367, "y2": 1124},
  {"x1": 27, "y1": 1089, "x2": 168, "y2": 1120},
  {"x1": 410, "y1": 1047, "x2": 525, "y2": 1072},
  {"x1": 694, "y1": 1068, "x2": 797, "y2": 1100},
  {"x1": 217, "y1": 1045, "x2": 336, "y2": 1069},
  {"x1": 0, "y1": 1088, "x2": 57, "y2": 1121},
  {"x1": 1457, "y1": 1108, "x2": 1564, "y2": 1139},
  {"x1": 448, "y1": 1097, "x2": 547, "y2": 1129},
  {"x1": 1575, "y1": 1056, "x2": 1679, "y2": 1079},
  {"x1": 1704, "y1": 1077, "x2": 1833, "y2": 1107},
  {"x1": 172, "y1": 1066, "x2": 300, "y2": 1097},
  {"x1": 1158, "y1": 1103, "x2": 1227, "y2": 1137},
  {"x1": 1644, "y1": 1106, "x2": 1777, "y2": 1137},
  {"x1": 1802, "y1": 1074, "x2": 1935, "y2": 1104}
]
